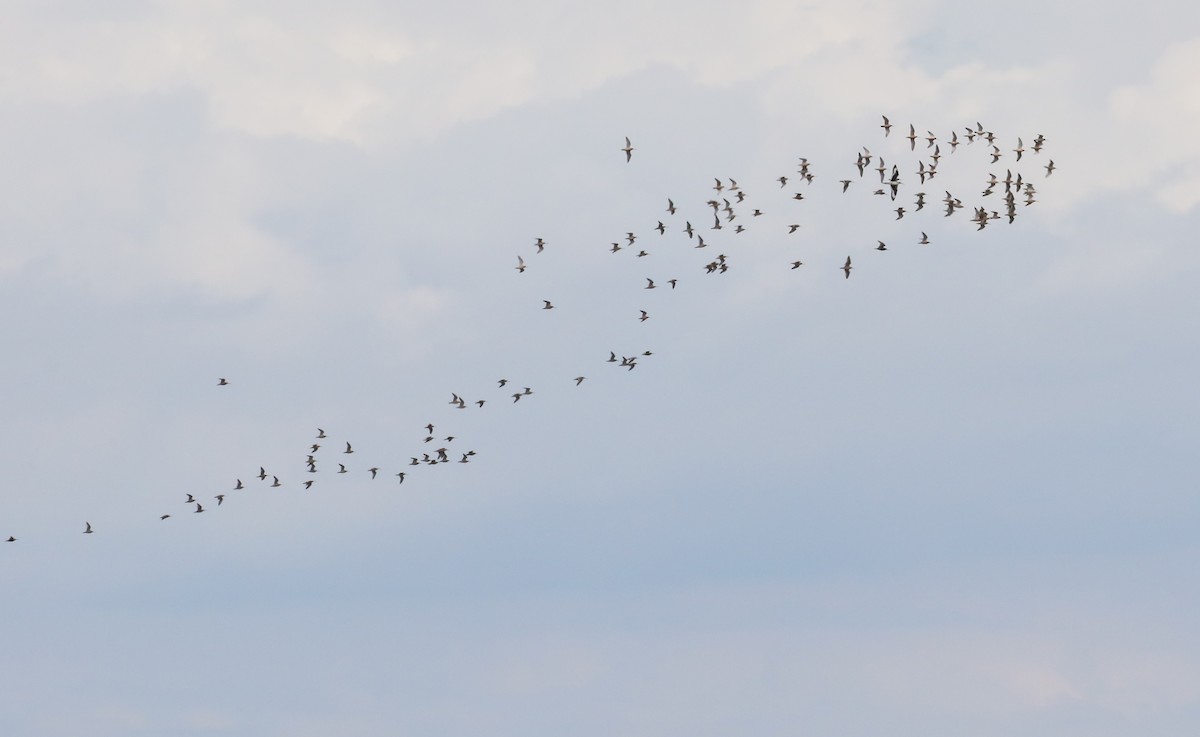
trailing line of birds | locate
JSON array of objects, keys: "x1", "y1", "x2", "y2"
[{"x1": 4, "y1": 115, "x2": 1052, "y2": 543}]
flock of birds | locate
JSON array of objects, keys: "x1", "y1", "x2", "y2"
[{"x1": 4, "y1": 116, "x2": 1052, "y2": 543}]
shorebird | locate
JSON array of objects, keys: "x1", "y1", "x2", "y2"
[
  {"x1": 396, "y1": 472, "x2": 406, "y2": 484},
  {"x1": 215, "y1": 494, "x2": 225, "y2": 506},
  {"x1": 159, "y1": 515, "x2": 169, "y2": 521},
  {"x1": 271, "y1": 476, "x2": 281, "y2": 487},
  {"x1": 645, "y1": 278, "x2": 656, "y2": 289},
  {"x1": 185, "y1": 493, "x2": 196, "y2": 503},
  {"x1": 881, "y1": 115, "x2": 892, "y2": 136},
  {"x1": 217, "y1": 378, "x2": 228, "y2": 385},
  {"x1": 258, "y1": 467, "x2": 267, "y2": 480},
  {"x1": 842, "y1": 256, "x2": 853, "y2": 279},
  {"x1": 655, "y1": 221, "x2": 665, "y2": 235},
  {"x1": 666, "y1": 198, "x2": 676, "y2": 215},
  {"x1": 535, "y1": 238, "x2": 545, "y2": 253},
  {"x1": 194, "y1": 503, "x2": 204, "y2": 513},
  {"x1": 303, "y1": 480, "x2": 314, "y2": 489},
  {"x1": 344, "y1": 442, "x2": 353, "y2": 454},
  {"x1": 543, "y1": 300, "x2": 554, "y2": 309},
  {"x1": 574, "y1": 376, "x2": 586, "y2": 385},
  {"x1": 876, "y1": 240, "x2": 888, "y2": 251},
  {"x1": 906, "y1": 124, "x2": 917, "y2": 150},
  {"x1": 639, "y1": 310, "x2": 649, "y2": 322},
  {"x1": 840, "y1": 179, "x2": 851, "y2": 193},
  {"x1": 1045, "y1": 160, "x2": 1055, "y2": 176},
  {"x1": 516, "y1": 255, "x2": 526, "y2": 273},
  {"x1": 337, "y1": 464, "x2": 347, "y2": 474},
  {"x1": 317, "y1": 428, "x2": 326, "y2": 438},
  {"x1": 919, "y1": 232, "x2": 930, "y2": 245},
  {"x1": 621, "y1": 137, "x2": 634, "y2": 162},
  {"x1": 5, "y1": 536, "x2": 14, "y2": 541},
  {"x1": 778, "y1": 176, "x2": 788, "y2": 187},
  {"x1": 369, "y1": 467, "x2": 379, "y2": 479},
  {"x1": 668, "y1": 279, "x2": 677, "y2": 289},
  {"x1": 83, "y1": 522, "x2": 93, "y2": 534},
  {"x1": 791, "y1": 260, "x2": 803, "y2": 269},
  {"x1": 234, "y1": 479, "x2": 243, "y2": 490},
  {"x1": 788, "y1": 224, "x2": 801, "y2": 233}
]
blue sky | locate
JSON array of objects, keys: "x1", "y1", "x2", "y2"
[{"x1": 2, "y1": 1, "x2": 1199, "y2": 735}]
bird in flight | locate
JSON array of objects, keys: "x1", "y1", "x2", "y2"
[
  {"x1": 621, "y1": 137, "x2": 634, "y2": 162},
  {"x1": 639, "y1": 310, "x2": 649, "y2": 322},
  {"x1": 344, "y1": 442, "x2": 354, "y2": 454},
  {"x1": 881, "y1": 115, "x2": 892, "y2": 136},
  {"x1": 217, "y1": 378, "x2": 228, "y2": 386},
  {"x1": 574, "y1": 376, "x2": 586, "y2": 385},
  {"x1": 516, "y1": 255, "x2": 526, "y2": 273},
  {"x1": 842, "y1": 256, "x2": 853, "y2": 279},
  {"x1": 543, "y1": 300, "x2": 554, "y2": 310},
  {"x1": 83, "y1": 522, "x2": 93, "y2": 534}
]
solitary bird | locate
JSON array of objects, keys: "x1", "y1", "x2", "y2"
[
  {"x1": 83, "y1": 522, "x2": 93, "y2": 534},
  {"x1": 217, "y1": 378, "x2": 228, "y2": 386},
  {"x1": 543, "y1": 300, "x2": 554, "y2": 310},
  {"x1": 5, "y1": 536, "x2": 14, "y2": 542},
  {"x1": 791, "y1": 260, "x2": 803, "y2": 269},
  {"x1": 621, "y1": 136, "x2": 634, "y2": 162}
]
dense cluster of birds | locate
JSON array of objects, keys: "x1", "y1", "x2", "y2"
[{"x1": 4, "y1": 116, "x2": 1053, "y2": 543}]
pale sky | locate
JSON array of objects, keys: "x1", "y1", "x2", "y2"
[{"x1": 2, "y1": 2, "x2": 1199, "y2": 735}]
